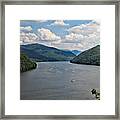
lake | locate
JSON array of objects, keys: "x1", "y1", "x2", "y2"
[{"x1": 20, "y1": 61, "x2": 100, "y2": 100}]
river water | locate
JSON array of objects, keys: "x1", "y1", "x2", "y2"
[{"x1": 20, "y1": 61, "x2": 100, "y2": 100}]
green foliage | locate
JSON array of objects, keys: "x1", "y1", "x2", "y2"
[
  {"x1": 20, "y1": 53, "x2": 37, "y2": 72},
  {"x1": 70, "y1": 45, "x2": 100, "y2": 66},
  {"x1": 91, "y1": 89, "x2": 100, "y2": 100},
  {"x1": 20, "y1": 44, "x2": 75, "y2": 62}
]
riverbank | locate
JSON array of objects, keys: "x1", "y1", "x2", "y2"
[
  {"x1": 20, "y1": 53, "x2": 37, "y2": 72},
  {"x1": 70, "y1": 61, "x2": 100, "y2": 66}
]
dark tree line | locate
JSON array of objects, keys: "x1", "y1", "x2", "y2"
[{"x1": 20, "y1": 53, "x2": 37, "y2": 72}]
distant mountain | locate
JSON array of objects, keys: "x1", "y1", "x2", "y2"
[
  {"x1": 20, "y1": 53, "x2": 37, "y2": 72},
  {"x1": 71, "y1": 50, "x2": 81, "y2": 55},
  {"x1": 70, "y1": 45, "x2": 100, "y2": 66},
  {"x1": 20, "y1": 44, "x2": 75, "y2": 62},
  {"x1": 60, "y1": 49, "x2": 81, "y2": 56}
]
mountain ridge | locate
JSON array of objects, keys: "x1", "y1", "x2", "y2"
[
  {"x1": 20, "y1": 43, "x2": 76, "y2": 62},
  {"x1": 70, "y1": 45, "x2": 100, "y2": 66},
  {"x1": 71, "y1": 50, "x2": 81, "y2": 55}
]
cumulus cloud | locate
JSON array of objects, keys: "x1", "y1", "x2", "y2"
[
  {"x1": 20, "y1": 28, "x2": 61, "y2": 44},
  {"x1": 20, "y1": 26, "x2": 32, "y2": 32},
  {"x1": 50, "y1": 20, "x2": 69, "y2": 26},
  {"x1": 51, "y1": 43, "x2": 84, "y2": 50},
  {"x1": 30, "y1": 20, "x2": 48, "y2": 23},
  {"x1": 20, "y1": 20, "x2": 100, "y2": 51},
  {"x1": 63, "y1": 33, "x2": 84, "y2": 43},
  {"x1": 20, "y1": 32, "x2": 39, "y2": 44},
  {"x1": 68, "y1": 20, "x2": 100, "y2": 36},
  {"x1": 21, "y1": 20, "x2": 48, "y2": 23},
  {"x1": 37, "y1": 28, "x2": 61, "y2": 41},
  {"x1": 61, "y1": 20, "x2": 100, "y2": 50},
  {"x1": 36, "y1": 20, "x2": 48, "y2": 22}
]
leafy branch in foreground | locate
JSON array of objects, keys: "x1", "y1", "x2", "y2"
[{"x1": 91, "y1": 89, "x2": 100, "y2": 100}]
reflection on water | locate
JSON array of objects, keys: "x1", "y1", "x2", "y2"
[{"x1": 20, "y1": 61, "x2": 100, "y2": 100}]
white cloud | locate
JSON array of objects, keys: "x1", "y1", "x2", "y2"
[
  {"x1": 50, "y1": 20, "x2": 69, "y2": 26},
  {"x1": 20, "y1": 26, "x2": 32, "y2": 32},
  {"x1": 20, "y1": 28, "x2": 61, "y2": 45},
  {"x1": 38, "y1": 20, "x2": 48, "y2": 22},
  {"x1": 63, "y1": 33, "x2": 84, "y2": 43},
  {"x1": 31, "y1": 20, "x2": 48, "y2": 23},
  {"x1": 61, "y1": 20, "x2": 100, "y2": 50},
  {"x1": 51, "y1": 43, "x2": 84, "y2": 51},
  {"x1": 20, "y1": 20, "x2": 100, "y2": 51},
  {"x1": 20, "y1": 32, "x2": 39, "y2": 44},
  {"x1": 36, "y1": 20, "x2": 48, "y2": 22},
  {"x1": 68, "y1": 20, "x2": 100, "y2": 36},
  {"x1": 37, "y1": 28, "x2": 61, "y2": 41},
  {"x1": 21, "y1": 20, "x2": 48, "y2": 23}
]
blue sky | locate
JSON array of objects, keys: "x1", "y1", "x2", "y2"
[
  {"x1": 20, "y1": 20, "x2": 100, "y2": 51},
  {"x1": 20, "y1": 20, "x2": 92, "y2": 36}
]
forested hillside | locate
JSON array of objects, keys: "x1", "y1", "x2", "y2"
[
  {"x1": 21, "y1": 44, "x2": 75, "y2": 62},
  {"x1": 20, "y1": 53, "x2": 37, "y2": 72},
  {"x1": 70, "y1": 45, "x2": 100, "y2": 66}
]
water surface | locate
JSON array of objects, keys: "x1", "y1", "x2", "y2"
[{"x1": 21, "y1": 61, "x2": 100, "y2": 100}]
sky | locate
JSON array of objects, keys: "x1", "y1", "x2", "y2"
[{"x1": 20, "y1": 20, "x2": 100, "y2": 51}]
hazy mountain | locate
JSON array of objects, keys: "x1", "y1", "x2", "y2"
[
  {"x1": 70, "y1": 45, "x2": 100, "y2": 66},
  {"x1": 20, "y1": 44, "x2": 75, "y2": 62},
  {"x1": 61, "y1": 49, "x2": 81, "y2": 56},
  {"x1": 71, "y1": 50, "x2": 81, "y2": 55}
]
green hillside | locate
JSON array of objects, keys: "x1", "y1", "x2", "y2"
[
  {"x1": 70, "y1": 45, "x2": 100, "y2": 66},
  {"x1": 20, "y1": 53, "x2": 37, "y2": 72},
  {"x1": 20, "y1": 44, "x2": 75, "y2": 62}
]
